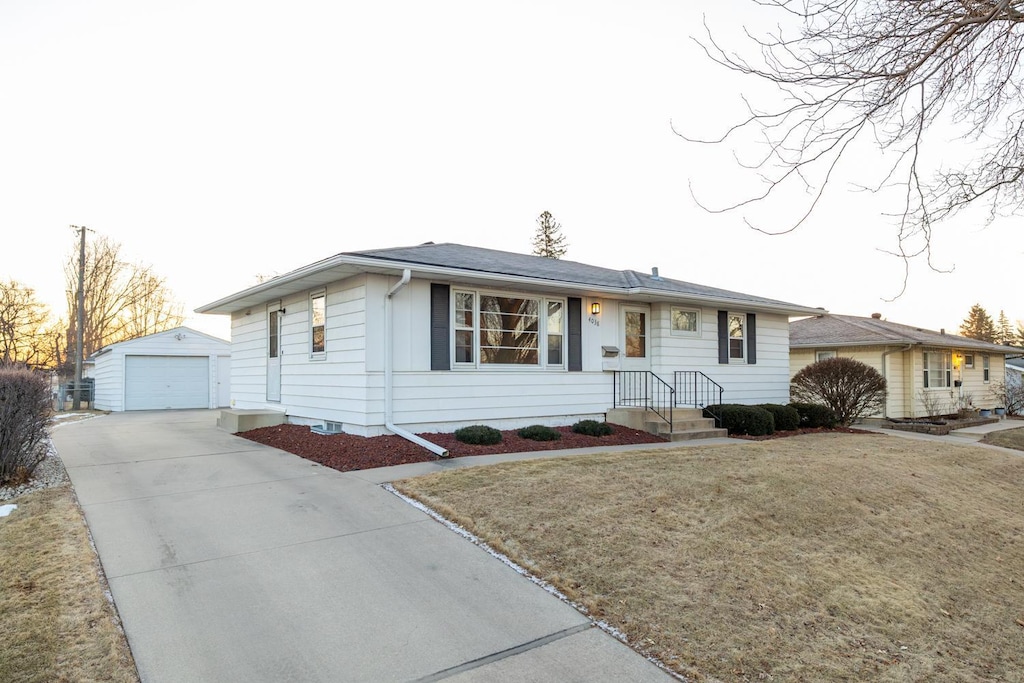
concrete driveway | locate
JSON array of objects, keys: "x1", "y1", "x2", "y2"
[{"x1": 51, "y1": 410, "x2": 673, "y2": 683}]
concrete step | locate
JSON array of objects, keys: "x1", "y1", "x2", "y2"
[
  {"x1": 667, "y1": 428, "x2": 729, "y2": 442},
  {"x1": 607, "y1": 407, "x2": 727, "y2": 441}
]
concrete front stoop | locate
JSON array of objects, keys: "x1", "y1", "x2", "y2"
[
  {"x1": 217, "y1": 409, "x2": 286, "y2": 433},
  {"x1": 607, "y1": 407, "x2": 728, "y2": 442}
]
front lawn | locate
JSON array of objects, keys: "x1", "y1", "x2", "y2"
[
  {"x1": 983, "y1": 423, "x2": 1024, "y2": 451},
  {"x1": 395, "y1": 433, "x2": 1024, "y2": 681}
]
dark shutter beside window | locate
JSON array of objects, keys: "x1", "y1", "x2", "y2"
[
  {"x1": 568, "y1": 297, "x2": 582, "y2": 372},
  {"x1": 717, "y1": 310, "x2": 728, "y2": 364},
  {"x1": 430, "y1": 283, "x2": 450, "y2": 371},
  {"x1": 747, "y1": 313, "x2": 757, "y2": 365}
]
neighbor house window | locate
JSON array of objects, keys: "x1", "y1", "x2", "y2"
[
  {"x1": 670, "y1": 308, "x2": 699, "y2": 335},
  {"x1": 454, "y1": 290, "x2": 564, "y2": 367},
  {"x1": 983, "y1": 355, "x2": 990, "y2": 382},
  {"x1": 728, "y1": 314, "x2": 745, "y2": 361},
  {"x1": 816, "y1": 350, "x2": 837, "y2": 362},
  {"x1": 923, "y1": 351, "x2": 951, "y2": 388},
  {"x1": 964, "y1": 354, "x2": 974, "y2": 369},
  {"x1": 310, "y1": 291, "x2": 326, "y2": 354}
]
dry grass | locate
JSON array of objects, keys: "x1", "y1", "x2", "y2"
[
  {"x1": 983, "y1": 425, "x2": 1024, "y2": 451},
  {"x1": 0, "y1": 485, "x2": 138, "y2": 683},
  {"x1": 395, "y1": 433, "x2": 1024, "y2": 682}
]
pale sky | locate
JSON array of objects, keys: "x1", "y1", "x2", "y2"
[{"x1": 2, "y1": 0, "x2": 1020, "y2": 341}]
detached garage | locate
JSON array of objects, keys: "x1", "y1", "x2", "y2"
[{"x1": 89, "y1": 327, "x2": 231, "y2": 412}]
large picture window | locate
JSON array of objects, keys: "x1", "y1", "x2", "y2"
[
  {"x1": 454, "y1": 290, "x2": 564, "y2": 367},
  {"x1": 923, "y1": 351, "x2": 951, "y2": 388}
]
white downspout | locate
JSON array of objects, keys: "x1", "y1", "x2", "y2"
[
  {"x1": 385, "y1": 269, "x2": 449, "y2": 457},
  {"x1": 880, "y1": 344, "x2": 913, "y2": 419}
]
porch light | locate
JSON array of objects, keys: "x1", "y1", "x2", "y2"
[
  {"x1": 952, "y1": 353, "x2": 962, "y2": 369},
  {"x1": 591, "y1": 302, "x2": 601, "y2": 315}
]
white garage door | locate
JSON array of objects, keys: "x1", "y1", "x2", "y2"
[{"x1": 124, "y1": 355, "x2": 209, "y2": 410}]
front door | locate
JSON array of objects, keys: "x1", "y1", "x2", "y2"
[
  {"x1": 267, "y1": 308, "x2": 282, "y2": 402},
  {"x1": 621, "y1": 305, "x2": 651, "y2": 372}
]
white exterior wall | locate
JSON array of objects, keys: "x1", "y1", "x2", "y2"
[
  {"x1": 91, "y1": 329, "x2": 230, "y2": 411},
  {"x1": 652, "y1": 304, "x2": 793, "y2": 405},
  {"x1": 229, "y1": 276, "x2": 370, "y2": 427}
]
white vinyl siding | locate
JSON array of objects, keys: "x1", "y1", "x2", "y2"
[{"x1": 656, "y1": 305, "x2": 791, "y2": 405}]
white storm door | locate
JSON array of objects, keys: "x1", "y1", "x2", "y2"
[
  {"x1": 267, "y1": 309, "x2": 282, "y2": 402},
  {"x1": 621, "y1": 305, "x2": 652, "y2": 371}
]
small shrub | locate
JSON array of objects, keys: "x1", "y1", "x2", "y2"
[
  {"x1": 707, "y1": 404, "x2": 775, "y2": 436},
  {"x1": 758, "y1": 403, "x2": 801, "y2": 431},
  {"x1": 789, "y1": 402, "x2": 839, "y2": 429},
  {"x1": 0, "y1": 365, "x2": 52, "y2": 485},
  {"x1": 517, "y1": 424, "x2": 562, "y2": 441},
  {"x1": 454, "y1": 425, "x2": 502, "y2": 445},
  {"x1": 572, "y1": 419, "x2": 614, "y2": 437}
]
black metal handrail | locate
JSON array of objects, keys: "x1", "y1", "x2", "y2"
[
  {"x1": 613, "y1": 371, "x2": 674, "y2": 431},
  {"x1": 673, "y1": 371, "x2": 725, "y2": 426}
]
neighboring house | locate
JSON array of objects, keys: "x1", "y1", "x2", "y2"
[
  {"x1": 196, "y1": 242, "x2": 823, "y2": 438},
  {"x1": 89, "y1": 326, "x2": 231, "y2": 411},
  {"x1": 790, "y1": 313, "x2": 1019, "y2": 419}
]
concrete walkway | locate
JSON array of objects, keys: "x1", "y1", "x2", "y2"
[{"x1": 51, "y1": 410, "x2": 676, "y2": 683}]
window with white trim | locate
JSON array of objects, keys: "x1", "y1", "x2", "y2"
[
  {"x1": 670, "y1": 307, "x2": 700, "y2": 336},
  {"x1": 310, "y1": 291, "x2": 326, "y2": 355},
  {"x1": 816, "y1": 350, "x2": 837, "y2": 362},
  {"x1": 983, "y1": 355, "x2": 990, "y2": 382},
  {"x1": 923, "y1": 351, "x2": 951, "y2": 388},
  {"x1": 454, "y1": 290, "x2": 564, "y2": 367},
  {"x1": 963, "y1": 354, "x2": 974, "y2": 369},
  {"x1": 728, "y1": 314, "x2": 745, "y2": 361}
]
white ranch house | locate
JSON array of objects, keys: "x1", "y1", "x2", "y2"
[{"x1": 197, "y1": 243, "x2": 823, "y2": 444}]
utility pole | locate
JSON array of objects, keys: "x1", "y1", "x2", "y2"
[{"x1": 72, "y1": 225, "x2": 86, "y2": 410}]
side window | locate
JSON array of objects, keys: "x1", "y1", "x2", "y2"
[
  {"x1": 816, "y1": 350, "x2": 837, "y2": 362},
  {"x1": 983, "y1": 355, "x2": 990, "y2": 382},
  {"x1": 310, "y1": 291, "x2": 326, "y2": 355}
]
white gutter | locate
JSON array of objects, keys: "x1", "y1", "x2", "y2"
[
  {"x1": 384, "y1": 269, "x2": 449, "y2": 457},
  {"x1": 880, "y1": 344, "x2": 914, "y2": 419}
]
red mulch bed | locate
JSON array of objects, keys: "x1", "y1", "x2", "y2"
[
  {"x1": 730, "y1": 426, "x2": 877, "y2": 441},
  {"x1": 239, "y1": 424, "x2": 669, "y2": 472}
]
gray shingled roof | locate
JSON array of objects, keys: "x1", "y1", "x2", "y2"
[
  {"x1": 351, "y1": 243, "x2": 813, "y2": 309},
  {"x1": 791, "y1": 314, "x2": 1020, "y2": 354},
  {"x1": 197, "y1": 241, "x2": 824, "y2": 315}
]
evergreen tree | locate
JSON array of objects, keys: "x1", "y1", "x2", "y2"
[
  {"x1": 531, "y1": 211, "x2": 568, "y2": 259},
  {"x1": 995, "y1": 310, "x2": 1015, "y2": 345},
  {"x1": 959, "y1": 304, "x2": 996, "y2": 343}
]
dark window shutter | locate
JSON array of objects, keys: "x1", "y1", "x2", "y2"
[
  {"x1": 568, "y1": 297, "x2": 582, "y2": 372},
  {"x1": 430, "y1": 284, "x2": 450, "y2": 371},
  {"x1": 747, "y1": 313, "x2": 757, "y2": 365},
  {"x1": 717, "y1": 310, "x2": 728, "y2": 364}
]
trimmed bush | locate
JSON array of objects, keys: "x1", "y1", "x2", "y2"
[
  {"x1": 791, "y1": 357, "x2": 887, "y2": 426},
  {"x1": 572, "y1": 419, "x2": 614, "y2": 437},
  {"x1": 517, "y1": 424, "x2": 562, "y2": 441},
  {"x1": 789, "y1": 402, "x2": 839, "y2": 429},
  {"x1": 453, "y1": 425, "x2": 502, "y2": 445},
  {"x1": 706, "y1": 404, "x2": 775, "y2": 436},
  {"x1": 758, "y1": 403, "x2": 801, "y2": 431},
  {"x1": 0, "y1": 365, "x2": 52, "y2": 485}
]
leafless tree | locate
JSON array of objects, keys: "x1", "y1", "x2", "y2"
[
  {"x1": 0, "y1": 280, "x2": 59, "y2": 369},
  {"x1": 687, "y1": 1, "x2": 1024, "y2": 293},
  {"x1": 63, "y1": 235, "x2": 184, "y2": 369}
]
